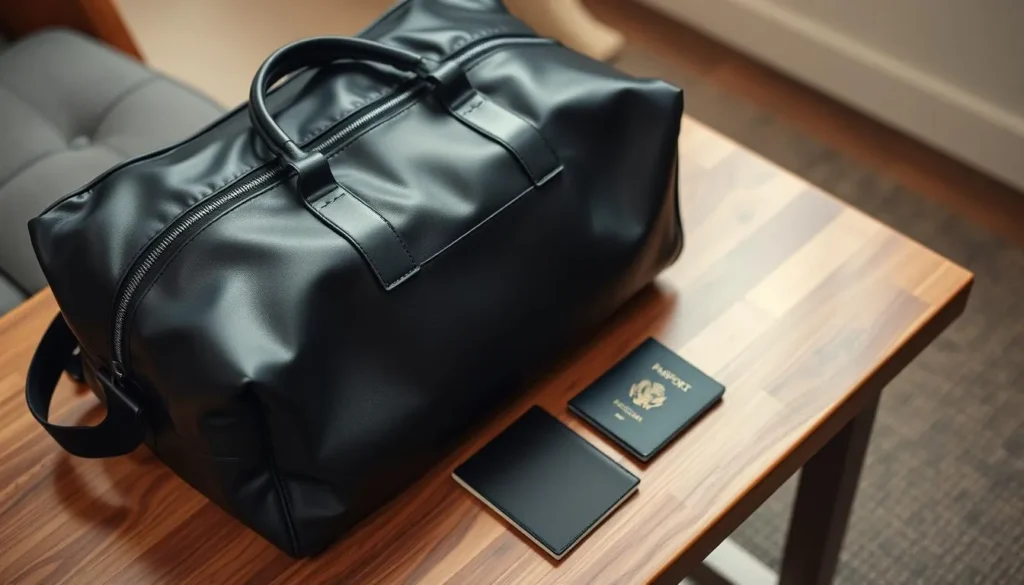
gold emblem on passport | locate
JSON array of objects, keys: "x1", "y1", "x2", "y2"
[
  {"x1": 612, "y1": 363, "x2": 693, "y2": 423},
  {"x1": 629, "y1": 379, "x2": 667, "y2": 410}
]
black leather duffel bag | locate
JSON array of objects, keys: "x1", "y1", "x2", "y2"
[{"x1": 26, "y1": 0, "x2": 683, "y2": 556}]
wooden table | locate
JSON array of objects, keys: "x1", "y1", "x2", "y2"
[{"x1": 0, "y1": 120, "x2": 972, "y2": 585}]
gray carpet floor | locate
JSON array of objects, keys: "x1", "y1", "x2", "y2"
[{"x1": 617, "y1": 48, "x2": 1024, "y2": 585}]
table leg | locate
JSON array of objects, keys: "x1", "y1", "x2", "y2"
[{"x1": 778, "y1": 394, "x2": 881, "y2": 585}]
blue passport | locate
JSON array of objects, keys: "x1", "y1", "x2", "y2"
[{"x1": 568, "y1": 338, "x2": 725, "y2": 461}]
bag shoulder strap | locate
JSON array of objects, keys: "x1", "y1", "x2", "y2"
[{"x1": 26, "y1": 314, "x2": 146, "y2": 458}]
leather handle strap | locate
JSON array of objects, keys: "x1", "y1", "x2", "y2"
[
  {"x1": 249, "y1": 36, "x2": 425, "y2": 164},
  {"x1": 245, "y1": 35, "x2": 562, "y2": 291},
  {"x1": 247, "y1": 35, "x2": 561, "y2": 192},
  {"x1": 26, "y1": 315, "x2": 146, "y2": 458}
]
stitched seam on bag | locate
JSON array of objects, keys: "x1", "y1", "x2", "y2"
[
  {"x1": 495, "y1": 101, "x2": 559, "y2": 159},
  {"x1": 105, "y1": 181, "x2": 300, "y2": 552},
  {"x1": 122, "y1": 98, "x2": 415, "y2": 332},
  {"x1": 317, "y1": 190, "x2": 347, "y2": 209},
  {"x1": 310, "y1": 201, "x2": 387, "y2": 284},
  {"x1": 42, "y1": 31, "x2": 536, "y2": 349},
  {"x1": 51, "y1": 76, "x2": 400, "y2": 277},
  {"x1": 64, "y1": 34, "x2": 546, "y2": 273},
  {"x1": 82, "y1": 35, "x2": 548, "y2": 329},
  {"x1": 346, "y1": 227, "x2": 389, "y2": 283},
  {"x1": 461, "y1": 99, "x2": 485, "y2": 118},
  {"x1": 314, "y1": 109, "x2": 420, "y2": 283},
  {"x1": 391, "y1": 264, "x2": 420, "y2": 284},
  {"x1": 317, "y1": 210, "x2": 419, "y2": 286},
  {"x1": 422, "y1": 181, "x2": 539, "y2": 266},
  {"x1": 253, "y1": 395, "x2": 302, "y2": 555},
  {"x1": 102, "y1": 69, "x2": 393, "y2": 328},
  {"x1": 264, "y1": 431, "x2": 301, "y2": 555},
  {"x1": 291, "y1": 26, "x2": 525, "y2": 145},
  {"x1": 458, "y1": 43, "x2": 556, "y2": 184},
  {"x1": 121, "y1": 191, "x2": 298, "y2": 556},
  {"x1": 97, "y1": 30, "x2": 547, "y2": 336},
  {"x1": 337, "y1": 223, "x2": 387, "y2": 283},
  {"x1": 461, "y1": 99, "x2": 539, "y2": 181},
  {"x1": 296, "y1": 39, "x2": 557, "y2": 274},
  {"x1": 310, "y1": 43, "x2": 558, "y2": 272},
  {"x1": 315, "y1": 187, "x2": 418, "y2": 285},
  {"x1": 40, "y1": 28, "x2": 527, "y2": 221},
  {"x1": 348, "y1": 191, "x2": 417, "y2": 264}
]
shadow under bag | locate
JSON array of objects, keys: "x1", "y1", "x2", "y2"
[{"x1": 26, "y1": 0, "x2": 683, "y2": 556}]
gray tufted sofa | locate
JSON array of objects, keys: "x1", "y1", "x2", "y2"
[{"x1": 0, "y1": 29, "x2": 222, "y2": 315}]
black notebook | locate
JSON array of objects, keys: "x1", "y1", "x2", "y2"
[
  {"x1": 452, "y1": 406, "x2": 639, "y2": 560},
  {"x1": 569, "y1": 337, "x2": 725, "y2": 461}
]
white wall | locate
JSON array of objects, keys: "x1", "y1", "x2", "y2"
[{"x1": 640, "y1": 0, "x2": 1024, "y2": 191}]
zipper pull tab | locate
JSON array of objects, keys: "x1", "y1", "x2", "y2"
[{"x1": 111, "y1": 360, "x2": 127, "y2": 381}]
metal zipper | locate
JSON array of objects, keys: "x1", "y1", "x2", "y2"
[
  {"x1": 109, "y1": 35, "x2": 555, "y2": 376},
  {"x1": 110, "y1": 170, "x2": 281, "y2": 376},
  {"x1": 312, "y1": 85, "x2": 423, "y2": 155},
  {"x1": 449, "y1": 36, "x2": 552, "y2": 66}
]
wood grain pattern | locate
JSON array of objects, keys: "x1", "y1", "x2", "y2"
[
  {"x1": 0, "y1": 0, "x2": 141, "y2": 59},
  {"x1": 0, "y1": 120, "x2": 972, "y2": 585}
]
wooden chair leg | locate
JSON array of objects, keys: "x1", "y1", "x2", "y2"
[{"x1": 505, "y1": 0, "x2": 625, "y2": 62}]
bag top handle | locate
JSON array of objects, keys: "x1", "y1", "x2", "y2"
[{"x1": 248, "y1": 36, "x2": 426, "y2": 166}]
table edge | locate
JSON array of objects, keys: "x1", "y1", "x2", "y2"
[{"x1": 650, "y1": 269, "x2": 973, "y2": 585}]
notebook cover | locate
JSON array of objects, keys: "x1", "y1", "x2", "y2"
[
  {"x1": 568, "y1": 337, "x2": 725, "y2": 461},
  {"x1": 452, "y1": 406, "x2": 639, "y2": 560}
]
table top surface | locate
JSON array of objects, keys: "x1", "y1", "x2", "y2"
[{"x1": 0, "y1": 119, "x2": 972, "y2": 585}]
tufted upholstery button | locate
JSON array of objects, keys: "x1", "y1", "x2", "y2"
[
  {"x1": 68, "y1": 135, "x2": 91, "y2": 150},
  {"x1": 0, "y1": 28, "x2": 223, "y2": 313}
]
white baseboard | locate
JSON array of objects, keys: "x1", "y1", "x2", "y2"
[{"x1": 638, "y1": 0, "x2": 1024, "y2": 192}]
